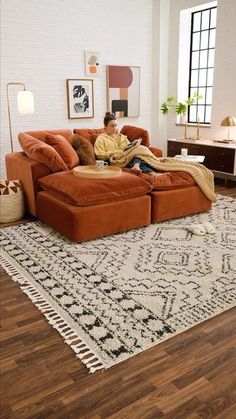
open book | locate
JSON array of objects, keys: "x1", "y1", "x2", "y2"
[{"x1": 124, "y1": 138, "x2": 142, "y2": 151}]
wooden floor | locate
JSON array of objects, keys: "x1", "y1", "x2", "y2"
[{"x1": 1, "y1": 180, "x2": 236, "y2": 418}]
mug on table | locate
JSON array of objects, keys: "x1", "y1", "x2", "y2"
[{"x1": 95, "y1": 160, "x2": 108, "y2": 171}]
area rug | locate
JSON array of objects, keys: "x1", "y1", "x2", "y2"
[{"x1": 1, "y1": 195, "x2": 235, "y2": 372}]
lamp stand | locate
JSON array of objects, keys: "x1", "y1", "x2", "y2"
[{"x1": 6, "y1": 82, "x2": 26, "y2": 153}]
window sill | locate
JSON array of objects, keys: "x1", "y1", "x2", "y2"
[{"x1": 175, "y1": 123, "x2": 211, "y2": 128}]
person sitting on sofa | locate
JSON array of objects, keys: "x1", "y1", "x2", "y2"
[{"x1": 94, "y1": 112, "x2": 163, "y2": 176}]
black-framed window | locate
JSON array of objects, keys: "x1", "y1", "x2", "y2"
[{"x1": 188, "y1": 6, "x2": 217, "y2": 124}]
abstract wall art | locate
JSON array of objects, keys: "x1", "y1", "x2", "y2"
[
  {"x1": 66, "y1": 79, "x2": 94, "y2": 119},
  {"x1": 107, "y1": 65, "x2": 140, "y2": 118}
]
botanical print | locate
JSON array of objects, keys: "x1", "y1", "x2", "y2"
[{"x1": 66, "y1": 79, "x2": 94, "y2": 119}]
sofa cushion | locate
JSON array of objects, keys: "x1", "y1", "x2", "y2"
[
  {"x1": 123, "y1": 169, "x2": 196, "y2": 190},
  {"x1": 73, "y1": 128, "x2": 105, "y2": 145},
  {"x1": 120, "y1": 125, "x2": 150, "y2": 146},
  {"x1": 25, "y1": 129, "x2": 73, "y2": 143},
  {"x1": 18, "y1": 133, "x2": 68, "y2": 173},
  {"x1": 71, "y1": 135, "x2": 96, "y2": 165},
  {"x1": 38, "y1": 171, "x2": 152, "y2": 206},
  {"x1": 46, "y1": 134, "x2": 79, "y2": 169}
]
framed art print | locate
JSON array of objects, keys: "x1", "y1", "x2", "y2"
[
  {"x1": 66, "y1": 79, "x2": 94, "y2": 119},
  {"x1": 84, "y1": 51, "x2": 100, "y2": 76},
  {"x1": 107, "y1": 65, "x2": 140, "y2": 117}
]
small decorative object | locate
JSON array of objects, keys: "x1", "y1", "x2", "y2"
[
  {"x1": 84, "y1": 51, "x2": 100, "y2": 76},
  {"x1": 196, "y1": 117, "x2": 200, "y2": 140},
  {"x1": 66, "y1": 79, "x2": 94, "y2": 119},
  {"x1": 107, "y1": 65, "x2": 140, "y2": 118},
  {"x1": 220, "y1": 116, "x2": 236, "y2": 140},
  {"x1": 161, "y1": 92, "x2": 202, "y2": 139},
  {"x1": 0, "y1": 179, "x2": 25, "y2": 223},
  {"x1": 181, "y1": 148, "x2": 188, "y2": 156}
]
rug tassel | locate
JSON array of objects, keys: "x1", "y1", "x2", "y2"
[
  {"x1": 0, "y1": 255, "x2": 28, "y2": 285},
  {"x1": 0, "y1": 254, "x2": 105, "y2": 374}
]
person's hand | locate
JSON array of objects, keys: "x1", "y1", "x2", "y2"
[{"x1": 112, "y1": 151, "x2": 123, "y2": 157}]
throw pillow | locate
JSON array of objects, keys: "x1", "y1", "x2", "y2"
[
  {"x1": 46, "y1": 134, "x2": 79, "y2": 169},
  {"x1": 71, "y1": 134, "x2": 96, "y2": 165},
  {"x1": 120, "y1": 125, "x2": 150, "y2": 147},
  {"x1": 18, "y1": 133, "x2": 68, "y2": 173}
]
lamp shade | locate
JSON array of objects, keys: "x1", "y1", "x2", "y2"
[
  {"x1": 17, "y1": 90, "x2": 34, "y2": 115},
  {"x1": 220, "y1": 116, "x2": 236, "y2": 127}
]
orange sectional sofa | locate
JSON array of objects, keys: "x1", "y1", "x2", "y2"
[{"x1": 5, "y1": 126, "x2": 212, "y2": 242}]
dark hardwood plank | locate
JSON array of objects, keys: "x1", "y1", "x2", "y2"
[{"x1": 0, "y1": 184, "x2": 236, "y2": 418}]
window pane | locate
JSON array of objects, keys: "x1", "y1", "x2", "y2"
[
  {"x1": 191, "y1": 69, "x2": 199, "y2": 86},
  {"x1": 198, "y1": 87, "x2": 206, "y2": 104},
  {"x1": 199, "y1": 69, "x2": 207, "y2": 86},
  {"x1": 192, "y1": 32, "x2": 200, "y2": 50},
  {"x1": 208, "y1": 49, "x2": 215, "y2": 67},
  {"x1": 197, "y1": 106, "x2": 205, "y2": 123},
  {"x1": 210, "y1": 8, "x2": 217, "y2": 28},
  {"x1": 201, "y1": 10, "x2": 210, "y2": 30},
  {"x1": 206, "y1": 87, "x2": 212, "y2": 104},
  {"x1": 209, "y1": 29, "x2": 215, "y2": 48},
  {"x1": 191, "y1": 51, "x2": 199, "y2": 68},
  {"x1": 189, "y1": 105, "x2": 197, "y2": 122},
  {"x1": 200, "y1": 31, "x2": 209, "y2": 49},
  {"x1": 205, "y1": 105, "x2": 211, "y2": 123},
  {"x1": 199, "y1": 50, "x2": 208, "y2": 68},
  {"x1": 193, "y1": 12, "x2": 201, "y2": 31},
  {"x1": 207, "y1": 68, "x2": 214, "y2": 85},
  {"x1": 190, "y1": 87, "x2": 198, "y2": 99}
]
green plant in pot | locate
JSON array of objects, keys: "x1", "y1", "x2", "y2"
[
  {"x1": 161, "y1": 92, "x2": 202, "y2": 119},
  {"x1": 161, "y1": 92, "x2": 202, "y2": 138}
]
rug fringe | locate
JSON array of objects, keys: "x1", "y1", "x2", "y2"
[
  {"x1": 0, "y1": 253, "x2": 105, "y2": 373},
  {"x1": 0, "y1": 254, "x2": 28, "y2": 285}
]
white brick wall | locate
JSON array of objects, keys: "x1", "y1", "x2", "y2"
[
  {"x1": 2, "y1": 0, "x2": 235, "y2": 178},
  {"x1": 0, "y1": 0, "x2": 153, "y2": 177}
]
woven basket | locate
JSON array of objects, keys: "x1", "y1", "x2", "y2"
[{"x1": 0, "y1": 180, "x2": 25, "y2": 223}]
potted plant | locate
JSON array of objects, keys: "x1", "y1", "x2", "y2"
[{"x1": 161, "y1": 92, "x2": 202, "y2": 122}]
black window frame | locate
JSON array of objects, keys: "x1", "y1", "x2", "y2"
[{"x1": 188, "y1": 6, "x2": 217, "y2": 124}]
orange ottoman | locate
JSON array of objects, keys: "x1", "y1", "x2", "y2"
[
  {"x1": 37, "y1": 171, "x2": 152, "y2": 242},
  {"x1": 123, "y1": 169, "x2": 212, "y2": 223}
]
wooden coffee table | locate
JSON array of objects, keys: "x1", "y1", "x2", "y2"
[{"x1": 73, "y1": 165, "x2": 122, "y2": 179}]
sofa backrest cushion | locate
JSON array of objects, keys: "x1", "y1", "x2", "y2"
[
  {"x1": 38, "y1": 171, "x2": 152, "y2": 206},
  {"x1": 73, "y1": 128, "x2": 105, "y2": 145},
  {"x1": 25, "y1": 129, "x2": 73, "y2": 143},
  {"x1": 46, "y1": 134, "x2": 79, "y2": 169},
  {"x1": 18, "y1": 133, "x2": 69, "y2": 173},
  {"x1": 71, "y1": 135, "x2": 96, "y2": 165},
  {"x1": 120, "y1": 125, "x2": 150, "y2": 146}
]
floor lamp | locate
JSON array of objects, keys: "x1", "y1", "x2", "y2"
[{"x1": 7, "y1": 82, "x2": 35, "y2": 152}]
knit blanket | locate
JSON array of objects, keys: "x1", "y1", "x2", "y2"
[{"x1": 111, "y1": 145, "x2": 217, "y2": 202}]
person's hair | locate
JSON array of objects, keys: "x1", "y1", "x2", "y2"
[{"x1": 104, "y1": 112, "x2": 116, "y2": 126}]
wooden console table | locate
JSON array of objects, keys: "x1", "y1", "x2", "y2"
[{"x1": 167, "y1": 138, "x2": 236, "y2": 179}]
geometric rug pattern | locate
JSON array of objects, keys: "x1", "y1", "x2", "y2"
[{"x1": 1, "y1": 195, "x2": 235, "y2": 372}]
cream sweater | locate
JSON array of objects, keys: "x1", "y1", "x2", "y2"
[{"x1": 94, "y1": 133, "x2": 130, "y2": 160}]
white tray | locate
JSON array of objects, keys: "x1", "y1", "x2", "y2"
[{"x1": 174, "y1": 155, "x2": 205, "y2": 163}]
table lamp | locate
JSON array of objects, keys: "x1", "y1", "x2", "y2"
[
  {"x1": 220, "y1": 116, "x2": 236, "y2": 140},
  {"x1": 7, "y1": 82, "x2": 35, "y2": 152}
]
